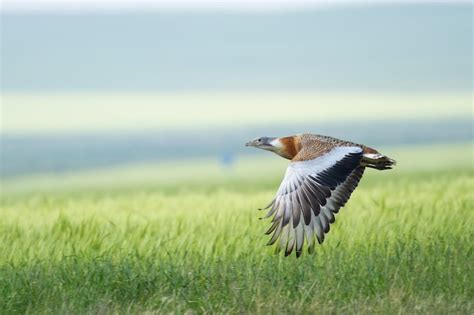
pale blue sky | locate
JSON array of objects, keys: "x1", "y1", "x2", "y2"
[{"x1": 1, "y1": 3, "x2": 472, "y2": 91}]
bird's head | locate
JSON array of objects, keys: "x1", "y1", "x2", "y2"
[
  {"x1": 246, "y1": 135, "x2": 300, "y2": 160},
  {"x1": 245, "y1": 136, "x2": 279, "y2": 152}
]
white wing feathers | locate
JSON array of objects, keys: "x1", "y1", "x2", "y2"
[{"x1": 263, "y1": 147, "x2": 365, "y2": 257}]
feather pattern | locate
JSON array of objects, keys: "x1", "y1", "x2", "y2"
[
  {"x1": 264, "y1": 146, "x2": 365, "y2": 257},
  {"x1": 248, "y1": 133, "x2": 396, "y2": 257}
]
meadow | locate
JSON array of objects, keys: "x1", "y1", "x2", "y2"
[{"x1": 0, "y1": 143, "x2": 473, "y2": 314}]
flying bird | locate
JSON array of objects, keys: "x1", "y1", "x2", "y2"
[{"x1": 246, "y1": 134, "x2": 396, "y2": 257}]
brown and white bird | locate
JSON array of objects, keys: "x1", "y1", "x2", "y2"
[{"x1": 246, "y1": 133, "x2": 396, "y2": 257}]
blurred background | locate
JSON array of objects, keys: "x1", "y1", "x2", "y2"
[{"x1": 0, "y1": 0, "x2": 472, "y2": 190}]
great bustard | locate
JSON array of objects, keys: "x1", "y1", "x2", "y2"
[{"x1": 246, "y1": 134, "x2": 396, "y2": 257}]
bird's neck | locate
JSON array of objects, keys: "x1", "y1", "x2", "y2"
[{"x1": 272, "y1": 136, "x2": 301, "y2": 160}]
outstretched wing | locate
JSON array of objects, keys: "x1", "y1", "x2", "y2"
[{"x1": 263, "y1": 146, "x2": 365, "y2": 257}]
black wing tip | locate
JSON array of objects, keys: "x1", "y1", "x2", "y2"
[
  {"x1": 265, "y1": 221, "x2": 279, "y2": 235},
  {"x1": 266, "y1": 238, "x2": 277, "y2": 246},
  {"x1": 303, "y1": 213, "x2": 312, "y2": 225},
  {"x1": 317, "y1": 235, "x2": 324, "y2": 244}
]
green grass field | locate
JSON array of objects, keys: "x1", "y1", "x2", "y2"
[{"x1": 1, "y1": 143, "x2": 473, "y2": 314}]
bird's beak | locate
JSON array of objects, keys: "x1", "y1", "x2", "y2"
[{"x1": 245, "y1": 139, "x2": 258, "y2": 147}]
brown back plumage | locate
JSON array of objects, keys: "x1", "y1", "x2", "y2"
[{"x1": 279, "y1": 134, "x2": 379, "y2": 162}]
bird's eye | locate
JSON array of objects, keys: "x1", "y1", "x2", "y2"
[{"x1": 258, "y1": 138, "x2": 262, "y2": 142}]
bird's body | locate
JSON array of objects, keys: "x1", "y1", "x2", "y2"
[{"x1": 246, "y1": 133, "x2": 396, "y2": 257}]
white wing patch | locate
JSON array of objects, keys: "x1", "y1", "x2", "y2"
[{"x1": 263, "y1": 146, "x2": 365, "y2": 257}]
